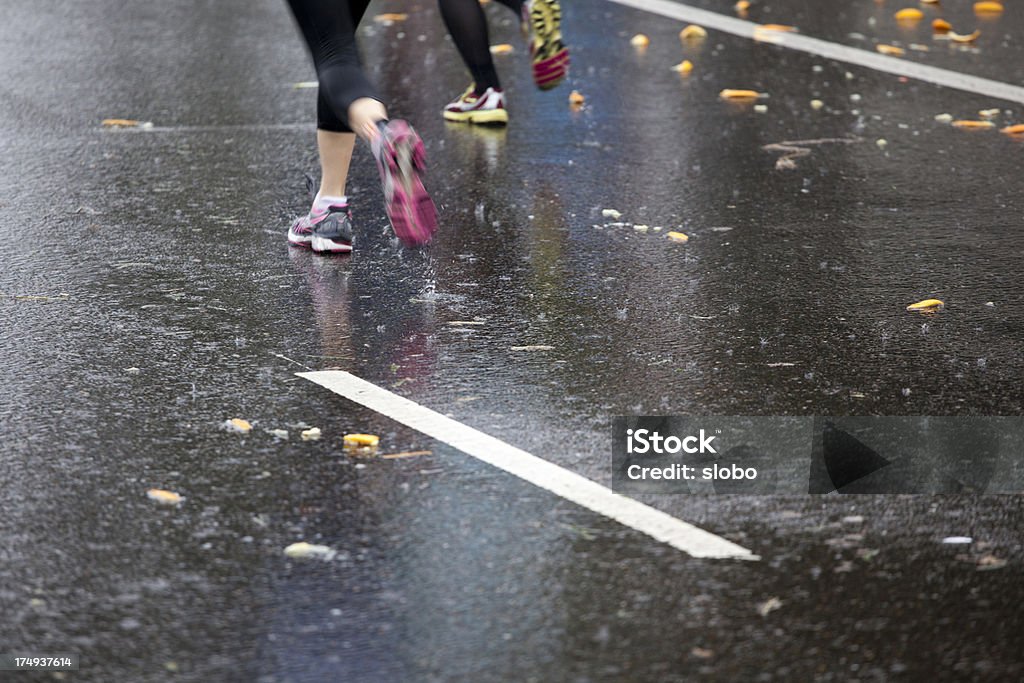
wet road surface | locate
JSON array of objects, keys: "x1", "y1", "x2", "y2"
[{"x1": 2, "y1": 0, "x2": 1024, "y2": 680}]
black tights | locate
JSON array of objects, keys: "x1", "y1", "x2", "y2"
[
  {"x1": 286, "y1": 0, "x2": 378, "y2": 133},
  {"x1": 439, "y1": 0, "x2": 524, "y2": 93}
]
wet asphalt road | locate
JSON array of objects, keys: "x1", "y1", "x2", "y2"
[{"x1": 3, "y1": 0, "x2": 1024, "y2": 681}]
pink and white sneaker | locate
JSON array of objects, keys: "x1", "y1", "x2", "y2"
[
  {"x1": 371, "y1": 119, "x2": 438, "y2": 247},
  {"x1": 524, "y1": 0, "x2": 569, "y2": 91},
  {"x1": 443, "y1": 86, "x2": 509, "y2": 125},
  {"x1": 288, "y1": 203, "x2": 353, "y2": 254}
]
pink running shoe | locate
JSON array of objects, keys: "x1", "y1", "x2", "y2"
[
  {"x1": 288, "y1": 204, "x2": 354, "y2": 254},
  {"x1": 371, "y1": 119, "x2": 438, "y2": 247}
]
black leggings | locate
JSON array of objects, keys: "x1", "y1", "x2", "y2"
[
  {"x1": 286, "y1": 0, "x2": 379, "y2": 133},
  {"x1": 439, "y1": 0, "x2": 524, "y2": 93}
]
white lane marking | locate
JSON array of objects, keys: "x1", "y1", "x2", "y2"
[
  {"x1": 607, "y1": 0, "x2": 1024, "y2": 105},
  {"x1": 298, "y1": 371, "x2": 758, "y2": 561}
]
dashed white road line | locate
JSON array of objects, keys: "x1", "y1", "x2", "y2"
[
  {"x1": 298, "y1": 370, "x2": 758, "y2": 561},
  {"x1": 608, "y1": 0, "x2": 1024, "y2": 105}
]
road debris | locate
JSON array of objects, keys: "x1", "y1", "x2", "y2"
[
  {"x1": 932, "y1": 18, "x2": 952, "y2": 33},
  {"x1": 380, "y1": 450, "x2": 433, "y2": 460},
  {"x1": 934, "y1": 113, "x2": 954, "y2": 123},
  {"x1": 949, "y1": 30, "x2": 981, "y2": 43},
  {"x1": 942, "y1": 536, "x2": 972, "y2": 544},
  {"x1": 757, "y1": 597, "x2": 783, "y2": 617},
  {"x1": 373, "y1": 13, "x2": 408, "y2": 23},
  {"x1": 224, "y1": 418, "x2": 253, "y2": 434},
  {"x1": 344, "y1": 433, "x2": 380, "y2": 450},
  {"x1": 490, "y1": 43, "x2": 514, "y2": 55},
  {"x1": 569, "y1": 90, "x2": 585, "y2": 108},
  {"x1": 1000, "y1": 124, "x2": 1024, "y2": 135},
  {"x1": 974, "y1": 2, "x2": 1004, "y2": 14},
  {"x1": 283, "y1": 542, "x2": 336, "y2": 560},
  {"x1": 952, "y1": 119, "x2": 995, "y2": 129},
  {"x1": 300, "y1": 427, "x2": 322, "y2": 441},
  {"x1": 101, "y1": 118, "x2": 153, "y2": 129},
  {"x1": 671, "y1": 60, "x2": 694, "y2": 74},
  {"x1": 510, "y1": 345, "x2": 555, "y2": 351},
  {"x1": 876, "y1": 44, "x2": 906, "y2": 57},
  {"x1": 977, "y1": 555, "x2": 1008, "y2": 571},
  {"x1": 894, "y1": 8, "x2": 924, "y2": 22},
  {"x1": 666, "y1": 231, "x2": 690, "y2": 243},
  {"x1": 906, "y1": 298, "x2": 944, "y2": 312},
  {"x1": 762, "y1": 136, "x2": 863, "y2": 171},
  {"x1": 720, "y1": 89, "x2": 763, "y2": 99},
  {"x1": 293, "y1": 81, "x2": 318, "y2": 89},
  {"x1": 267, "y1": 429, "x2": 289, "y2": 439},
  {"x1": 146, "y1": 489, "x2": 183, "y2": 506},
  {"x1": 601, "y1": 208, "x2": 622, "y2": 219},
  {"x1": 679, "y1": 25, "x2": 707, "y2": 40},
  {"x1": 630, "y1": 34, "x2": 650, "y2": 48},
  {"x1": 810, "y1": 99, "x2": 824, "y2": 110}
]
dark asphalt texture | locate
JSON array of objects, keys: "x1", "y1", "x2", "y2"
[{"x1": 3, "y1": 0, "x2": 1024, "y2": 681}]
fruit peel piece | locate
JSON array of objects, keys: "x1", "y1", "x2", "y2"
[
  {"x1": 147, "y1": 488, "x2": 183, "y2": 505},
  {"x1": 906, "y1": 298, "x2": 945, "y2": 312},
  {"x1": 680, "y1": 25, "x2": 708, "y2": 40},
  {"x1": 720, "y1": 89, "x2": 763, "y2": 99},
  {"x1": 343, "y1": 433, "x2": 380, "y2": 449},
  {"x1": 666, "y1": 231, "x2": 690, "y2": 243}
]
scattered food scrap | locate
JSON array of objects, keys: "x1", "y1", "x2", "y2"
[
  {"x1": 680, "y1": 24, "x2": 708, "y2": 40},
  {"x1": 284, "y1": 542, "x2": 336, "y2": 560},
  {"x1": 569, "y1": 90, "x2": 585, "y2": 107},
  {"x1": 951, "y1": 119, "x2": 995, "y2": 129},
  {"x1": 601, "y1": 208, "x2": 622, "y2": 219},
  {"x1": 949, "y1": 30, "x2": 981, "y2": 43},
  {"x1": 344, "y1": 433, "x2": 380, "y2": 451},
  {"x1": 757, "y1": 597, "x2": 783, "y2": 617},
  {"x1": 267, "y1": 429, "x2": 289, "y2": 439},
  {"x1": 759, "y1": 24, "x2": 798, "y2": 32},
  {"x1": 932, "y1": 18, "x2": 952, "y2": 33},
  {"x1": 293, "y1": 81, "x2": 318, "y2": 89},
  {"x1": 510, "y1": 345, "x2": 555, "y2": 351},
  {"x1": 300, "y1": 427, "x2": 322, "y2": 441},
  {"x1": 720, "y1": 89, "x2": 763, "y2": 99},
  {"x1": 1000, "y1": 124, "x2": 1024, "y2": 135},
  {"x1": 810, "y1": 99, "x2": 824, "y2": 110},
  {"x1": 380, "y1": 450, "x2": 433, "y2": 460},
  {"x1": 490, "y1": 43, "x2": 514, "y2": 54},
  {"x1": 671, "y1": 60, "x2": 694, "y2": 74},
  {"x1": 224, "y1": 418, "x2": 252, "y2": 434},
  {"x1": 630, "y1": 34, "x2": 650, "y2": 48},
  {"x1": 942, "y1": 536, "x2": 972, "y2": 544},
  {"x1": 906, "y1": 298, "x2": 945, "y2": 312},
  {"x1": 762, "y1": 136, "x2": 863, "y2": 171},
  {"x1": 977, "y1": 554, "x2": 1008, "y2": 571},
  {"x1": 101, "y1": 119, "x2": 152, "y2": 129},
  {"x1": 894, "y1": 8, "x2": 924, "y2": 22},
  {"x1": 876, "y1": 44, "x2": 906, "y2": 56},
  {"x1": 735, "y1": 1, "x2": 751, "y2": 13},
  {"x1": 146, "y1": 489, "x2": 183, "y2": 506},
  {"x1": 979, "y1": 108, "x2": 1001, "y2": 119},
  {"x1": 934, "y1": 113, "x2": 954, "y2": 123},
  {"x1": 974, "y1": 2, "x2": 1004, "y2": 14},
  {"x1": 666, "y1": 231, "x2": 690, "y2": 243},
  {"x1": 373, "y1": 13, "x2": 408, "y2": 22}
]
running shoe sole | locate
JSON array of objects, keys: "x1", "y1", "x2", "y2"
[
  {"x1": 529, "y1": 0, "x2": 569, "y2": 91},
  {"x1": 374, "y1": 121, "x2": 438, "y2": 247},
  {"x1": 443, "y1": 108, "x2": 510, "y2": 125},
  {"x1": 310, "y1": 234, "x2": 352, "y2": 253}
]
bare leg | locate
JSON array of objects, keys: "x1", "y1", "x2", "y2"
[{"x1": 316, "y1": 130, "x2": 355, "y2": 198}]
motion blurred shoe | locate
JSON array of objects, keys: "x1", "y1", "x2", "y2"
[
  {"x1": 524, "y1": 0, "x2": 569, "y2": 90},
  {"x1": 288, "y1": 203, "x2": 353, "y2": 254},
  {"x1": 371, "y1": 119, "x2": 438, "y2": 247},
  {"x1": 443, "y1": 86, "x2": 509, "y2": 125}
]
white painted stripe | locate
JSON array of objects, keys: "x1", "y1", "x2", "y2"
[
  {"x1": 607, "y1": 0, "x2": 1024, "y2": 105},
  {"x1": 298, "y1": 371, "x2": 758, "y2": 561}
]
